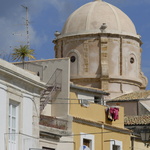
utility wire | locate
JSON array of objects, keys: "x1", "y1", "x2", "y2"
[
  {"x1": 62, "y1": 131, "x2": 113, "y2": 137},
  {"x1": 5, "y1": 131, "x2": 114, "y2": 137},
  {"x1": 49, "y1": 97, "x2": 150, "y2": 101}
]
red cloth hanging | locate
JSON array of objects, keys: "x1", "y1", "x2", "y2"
[{"x1": 107, "y1": 107, "x2": 119, "y2": 121}]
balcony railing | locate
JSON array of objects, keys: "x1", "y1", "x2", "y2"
[
  {"x1": 40, "y1": 115, "x2": 68, "y2": 130},
  {"x1": 46, "y1": 68, "x2": 62, "y2": 89}
]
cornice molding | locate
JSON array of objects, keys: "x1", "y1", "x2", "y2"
[
  {"x1": 0, "y1": 65, "x2": 45, "y2": 90},
  {"x1": 73, "y1": 117, "x2": 131, "y2": 135},
  {"x1": 54, "y1": 32, "x2": 142, "y2": 45}
]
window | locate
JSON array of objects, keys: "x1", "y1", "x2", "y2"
[
  {"x1": 9, "y1": 102, "x2": 19, "y2": 150},
  {"x1": 113, "y1": 145, "x2": 120, "y2": 150},
  {"x1": 70, "y1": 56, "x2": 76, "y2": 63},
  {"x1": 80, "y1": 133, "x2": 94, "y2": 150},
  {"x1": 94, "y1": 96, "x2": 105, "y2": 105},
  {"x1": 68, "y1": 51, "x2": 79, "y2": 76},
  {"x1": 110, "y1": 140, "x2": 122, "y2": 150},
  {"x1": 83, "y1": 139, "x2": 91, "y2": 149},
  {"x1": 37, "y1": 72, "x2": 40, "y2": 76},
  {"x1": 42, "y1": 147, "x2": 55, "y2": 150},
  {"x1": 130, "y1": 57, "x2": 134, "y2": 64}
]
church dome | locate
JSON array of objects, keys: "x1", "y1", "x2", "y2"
[{"x1": 61, "y1": 0, "x2": 137, "y2": 37}]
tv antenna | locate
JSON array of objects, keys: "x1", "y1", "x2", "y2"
[
  {"x1": 12, "y1": 5, "x2": 30, "y2": 48},
  {"x1": 21, "y1": 5, "x2": 30, "y2": 48}
]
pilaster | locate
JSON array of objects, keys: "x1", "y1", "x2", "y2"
[
  {"x1": 83, "y1": 41, "x2": 89, "y2": 72},
  {"x1": 100, "y1": 37, "x2": 109, "y2": 90}
]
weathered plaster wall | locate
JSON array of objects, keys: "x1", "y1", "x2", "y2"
[
  {"x1": 69, "y1": 91, "x2": 124, "y2": 129},
  {"x1": 0, "y1": 59, "x2": 44, "y2": 150},
  {"x1": 73, "y1": 122, "x2": 131, "y2": 150},
  {"x1": 54, "y1": 33, "x2": 147, "y2": 99}
]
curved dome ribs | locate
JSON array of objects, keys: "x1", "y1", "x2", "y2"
[{"x1": 61, "y1": 1, "x2": 137, "y2": 37}]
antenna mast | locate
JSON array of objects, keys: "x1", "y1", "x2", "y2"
[{"x1": 22, "y1": 5, "x2": 30, "y2": 48}]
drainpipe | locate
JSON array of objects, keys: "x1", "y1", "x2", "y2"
[
  {"x1": 131, "y1": 136, "x2": 135, "y2": 150},
  {"x1": 101, "y1": 124, "x2": 104, "y2": 150}
]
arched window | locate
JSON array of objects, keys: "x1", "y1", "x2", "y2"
[
  {"x1": 127, "y1": 53, "x2": 137, "y2": 78},
  {"x1": 67, "y1": 50, "x2": 81, "y2": 76},
  {"x1": 37, "y1": 71, "x2": 40, "y2": 76}
]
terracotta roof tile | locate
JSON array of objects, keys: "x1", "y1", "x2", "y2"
[
  {"x1": 113, "y1": 90, "x2": 150, "y2": 101},
  {"x1": 124, "y1": 115, "x2": 150, "y2": 125}
]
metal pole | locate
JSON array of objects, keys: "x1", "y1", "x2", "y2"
[{"x1": 22, "y1": 5, "x2": 30, "y2": 48}]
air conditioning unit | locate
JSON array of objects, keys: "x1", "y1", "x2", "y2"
[{"x1": 80, "y1": 99, "x2": 89, "y2": 107}]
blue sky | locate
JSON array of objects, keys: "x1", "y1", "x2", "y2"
[{"x1": 0, "y1": 0, "x2": 150, "y2": 89}]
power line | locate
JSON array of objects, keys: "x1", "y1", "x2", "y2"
[
  {"x1": 48, "y1": 97, "x2": 150, "y2": 101},
  {"x1": 54, "y1": 131, "x2": 113, "y2": 137},
  {"x1": 40, "y1": 97, "x2": 150, "y2": 105}
]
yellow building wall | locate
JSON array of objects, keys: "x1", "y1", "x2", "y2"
[
  {"x1": 73, "y1": 122, "x2": 131, "y2": 150},
  {"x1": 134, "y1": 140, "x2": 149, "y2": 150},
  {"x1": 69, "y1": 92, "x2": 124, "y2": 128}
]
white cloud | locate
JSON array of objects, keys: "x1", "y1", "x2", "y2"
[
  {"x1": 0, "y1": 17, "x2": 22, "y2": 54},
  {"x1": 29, "y1": 26, "x2": 48, "y2": 49}
]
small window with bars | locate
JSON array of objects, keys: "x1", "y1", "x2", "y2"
[{"x1": 112, "y1": 145, "x2": 120, "y2": 150}]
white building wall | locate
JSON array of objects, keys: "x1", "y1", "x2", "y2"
[
  {"x1": 0, "y1": 59, "x2": 44, "y2": 150},
  {"x1": 22, "y1": 94, "x2": 33, "y2": 135},
  {"x1": 0, "y1": 83, "x2": 7, "y2": 150},
  {"x1": 56, "y1": 136, "x2": 74, "y2": 150},
  {"x1": 21, "y1": 93, "x2": 37, "y2": 150},
  {"x1": 50, "y1": 59, "x2": 70, "y2": 118},
  {"x1": 35, "y1": 58, "x2": 71, "y2": 118},
  {"x1": 40, "y1": 136, "x2": 74, "y2": 150}
]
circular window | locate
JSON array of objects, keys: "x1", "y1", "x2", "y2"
[
  {"x1": 70, "y1": 56, "x2": 76, "y2": 63},
  {"x1": 130, "y1": 57, "x2": 134, "y2": 64}
]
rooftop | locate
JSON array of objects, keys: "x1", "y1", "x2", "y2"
[
  {"x1": 61, "y1": 0, "x2": 137, "y2": 38},
  {"x1": 112, "y1": 90, "x2": 150, "y2": 101},
  {"x1": 124, "y1": 115, "x2": 150, "y2": 125},
  {"x1": 70, "y1": 83, "x2": 109, "y2": 95},
  {"x1": 13, "y1": 57, "x2": 69, "y2": 64}
]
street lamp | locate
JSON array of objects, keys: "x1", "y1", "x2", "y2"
[{"x1": 140, "y1": 127, "x2": 150, "y2": 147}]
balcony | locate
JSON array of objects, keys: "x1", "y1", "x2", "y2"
[{"x1": 40, "y1": 115, "x2": 68, "y2": 130}]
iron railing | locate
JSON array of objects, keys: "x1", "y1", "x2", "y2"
[
  {"x1": 46, "y1": 68, "x2": 62, "y2": 89},
  {"x1": 40, "y1": 68, "x2": 62, "y2": 112}
]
